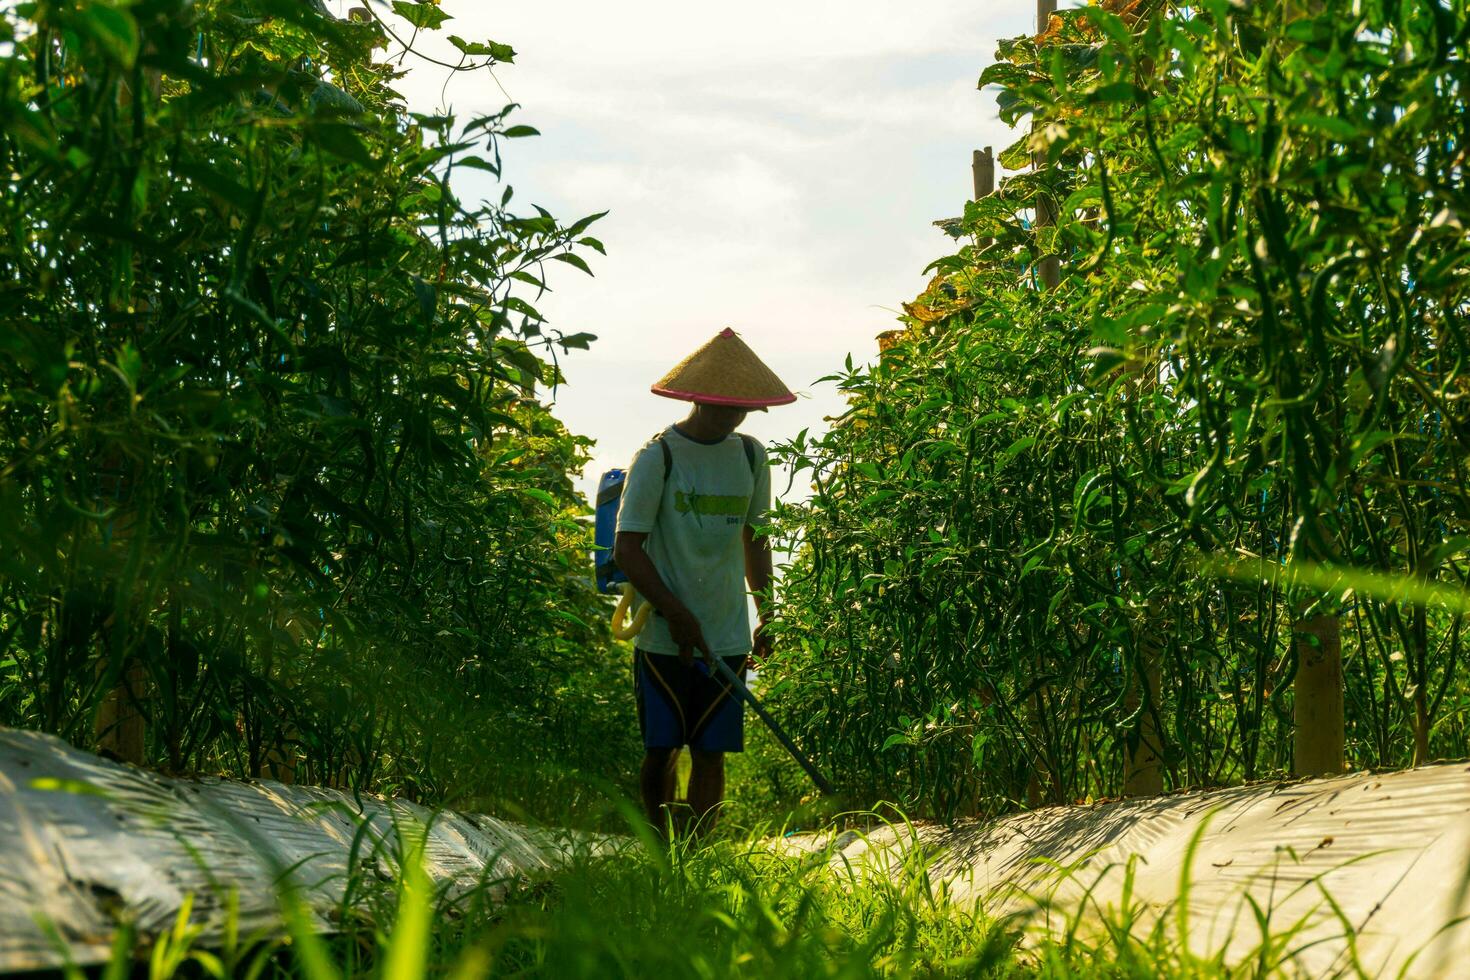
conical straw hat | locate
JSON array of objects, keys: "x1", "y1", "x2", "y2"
[{"x1": 652, "y1": 328, "x2": 797, "y2": 409}]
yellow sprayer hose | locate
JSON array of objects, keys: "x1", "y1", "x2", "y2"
[{"x1": 611, "y1": 582, "x2": 654, "y2": 640}]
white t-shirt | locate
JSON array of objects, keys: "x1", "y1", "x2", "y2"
[{"x1": 616, "y1": 425, "x2": 771, "y2": 657}]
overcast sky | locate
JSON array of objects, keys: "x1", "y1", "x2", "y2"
[{"x1": 369, "y1": 1, "x2": 1036, "y2": 506}]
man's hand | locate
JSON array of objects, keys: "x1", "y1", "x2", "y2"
[
  {"x1": 617, "y1": 532, "x2": 710, "y2": 666},
  {"x1": 750, "y1": 618, "x2": 774, "y2": 666},
  {"x1": 668, "y1": 607, "x2": 712, "y2": 667}
]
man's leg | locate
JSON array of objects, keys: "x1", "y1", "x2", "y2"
[
  {"x1": 641, "y1": 747, "x2": 679, "y2": 835},
  {"x1": 687, "y1": 749, "x2": 725, "y2": 835},
  {"x1": 665, "y1": 747, "x2": 680, "y2": 802}
]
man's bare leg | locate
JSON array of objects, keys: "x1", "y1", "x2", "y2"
[
  {"x1": 665, "y1": 747, "x2": 680, "y2": 803},
  {"x1": 641, "y1": 748, "x2": 680, "y2": 836},
  {"x1": 687, "y1": 750, "x2": 725, "y2": 836}
]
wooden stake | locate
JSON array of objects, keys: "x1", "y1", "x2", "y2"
[
  {"x1": 93, "y1": 22, "x2": 160, "y2": 768},
  {"x1": 1123, "y1": 637, "x2": 1164, "y2": 796},
  {"x1": 94, "y1": 661, "x2": 147, "y2": 765},
  {"x1": 94, "y1": 451, "x2": 147, "y2": 767},
  {"x1": 1293, "y1": 612, "x2": 1344, "y2": 776}
]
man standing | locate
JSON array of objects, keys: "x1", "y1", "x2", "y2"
[{"x1": 613, "y1": 328, "x2": 795, "y2": 836}]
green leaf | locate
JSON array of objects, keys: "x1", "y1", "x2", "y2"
[
  {"x1": 174, "y1": 163, "x2": 256, "y2": 211},
  {"x1": 558, "y1": 332, "x2": 596, "y2": 351},
  {"x1": 1087, "y1": 347, "x2": 1126, "y2": 380},
  {"x1": 547, "y1": 608, "x2": 591, "y2": 629},
  {"x1": 495, "y1": 448, "x2": 527, "y2": 466},
  {"x1": 447, "y1": 35, "x2": 515, "y2": 62},
  {"x1": 311, "y1": 124, "x2": 376, "y2": 168},
  {"x1": 71, "y1": 3, "x2": 139, "y2": 68},
  {"x1": 880, "y1": 733, "x2": 915, "y2": 751},
  {"x1": 552, "y1": 252, "x2": 594, "y2": 275},
  {"x1": 522, "y1": 487, "x2": 557, "y2": 506},
  {"x1": 1002, "y1": 436, "x2": 1037, "y2": 459},
  {"x1": 504, "y1": 297, "x2": 544, "y2": 321},
  {"x1": 502, "y1": 125, "x2": 540, "y2": 138},
  {"x1": 454, "y1": 155, "x2": 500, "y2": 174},
  {"x1": 1347, "y1": 430, "x2": 1415, "y2": 470},
  {"x1": 0, "y1": 322, "x2": 68, "y2": 396},
  {"x1": 114, "y1": 342, "x2": 143, "y2": 388},
  {"x1": 565, "y1": 211, "x2": 608, "y2": 237},
  {"x1": 1295, "y1": 113, "x2": 1361, "y2": 141},
  {"x1": 1087, "y1": 82, "x2": 1144, "y2": 106},
  {"x1": 392, "y1": 1, "x2": 451, "y2": 29},
  {"x1": 497, "y1": 342, "x2": 546, "y2": 381},
  {"x1": 1081, "y1": 6, "x2": 1134, "y2": 49},
  {"x1": 997, "y1": 135, "x2": 1032, "y2": 170},
  {"x1": 3, "y1": 106, "x2": 58, "y2": 159},
  {"x1": 309, "y1": 81, "x2": 365, "y2": 118}
]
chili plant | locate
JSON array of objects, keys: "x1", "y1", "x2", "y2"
[
  {"x1": 0, "y1": 0, "x2": 635, "y2": 816},
  {"x1": 765, "y1": 0, "x2": 1470, "y2": 818}
]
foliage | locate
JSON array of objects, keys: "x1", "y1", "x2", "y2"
[
  {"x1": 0, "y1": 0, "x2": 633, "y2": 814},
  {"x1": 766, "y1": 0, "x2": 1470, "y2": 816}
]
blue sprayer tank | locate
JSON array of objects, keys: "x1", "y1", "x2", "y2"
[{"x1": 593, "y1": 468, "x2": 627, "y2": 594}]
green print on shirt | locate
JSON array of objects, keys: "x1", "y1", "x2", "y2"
[{"x1": 674, "y1": 489, "x2": 747, "y2": 519}]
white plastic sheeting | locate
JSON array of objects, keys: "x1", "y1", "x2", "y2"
[
  {"x1": 5, "y1": 725, "x2": 1468, "y2": 976},
  {"x1": 782, "y1": 762, "x2": 1470, "y2": 977},
  {"x1": 0, "y1": 727, "x2": 602, "y2": 972}
]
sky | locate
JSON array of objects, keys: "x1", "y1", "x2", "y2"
[{"x1": 367, "y1": 0, "x2": 1037, "y2": 507}]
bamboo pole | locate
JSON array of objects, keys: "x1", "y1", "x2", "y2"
[
  {"x1": 1121, "y1": 356, "x2": 1167, "y2": 797},
  {"x1": 1033, "y1": 0, "x2": 1061, "y2": 290},
  {"x1": 972, "y1": 146, "x2": 995, "y2": 200},
  {"x1": 1023, "y1": 1, "x2": 1062, "y2": 805},
  {"x1": 91, "y1": 26, "x2": 161, "y2": 768},
  {"x1": 973, "y1": 146, "x2": 996, "y2": 252}
]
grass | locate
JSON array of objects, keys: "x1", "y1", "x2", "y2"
[
  {"x1": 469, "y1": 810, "x2": 1033, "y2": 979},
  {"x1": 59, "y1": 801, "x2": 1413, "y2": 980}
]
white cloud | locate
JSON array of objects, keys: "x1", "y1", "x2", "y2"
[
  {"x1": 351, "y1": 0, "x2": 1033, "y2": 504},
  {"x1": 409, "y1": 1, "x2": 1028, "y2": 70}
]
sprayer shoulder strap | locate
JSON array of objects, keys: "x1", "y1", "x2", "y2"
[
  {"x1": 654, "y1": 432, "x2": 757, "y2": 489},
  {"x1": 739, "y1": 433, "x2": 759, "y2": 473}
]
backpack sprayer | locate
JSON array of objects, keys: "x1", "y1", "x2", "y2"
[{"x1": 593, "y1": 446, "x2": 835, "y2": 796}]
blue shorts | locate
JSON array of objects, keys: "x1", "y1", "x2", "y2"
[{"x1": 634, "y1": 649, "x2": 746, "y2": 753}]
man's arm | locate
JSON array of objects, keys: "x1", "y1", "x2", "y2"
[
  {"x1": 614, "y1": 531, "x2": 710, "y2": 665},
  {"x1": 743, "y1": 526, "x2": 774, "y2": 662},
  {"x1": 742, "y1": 439, "x2": 775, "y2": 662}
]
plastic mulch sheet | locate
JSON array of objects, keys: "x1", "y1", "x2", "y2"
[
  {"x1": 780, "y1": 762, "x2": 1470, "y2": 978},
  {"x1": 0, "y1": 728, "x2": 602, "y2": 972}
]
